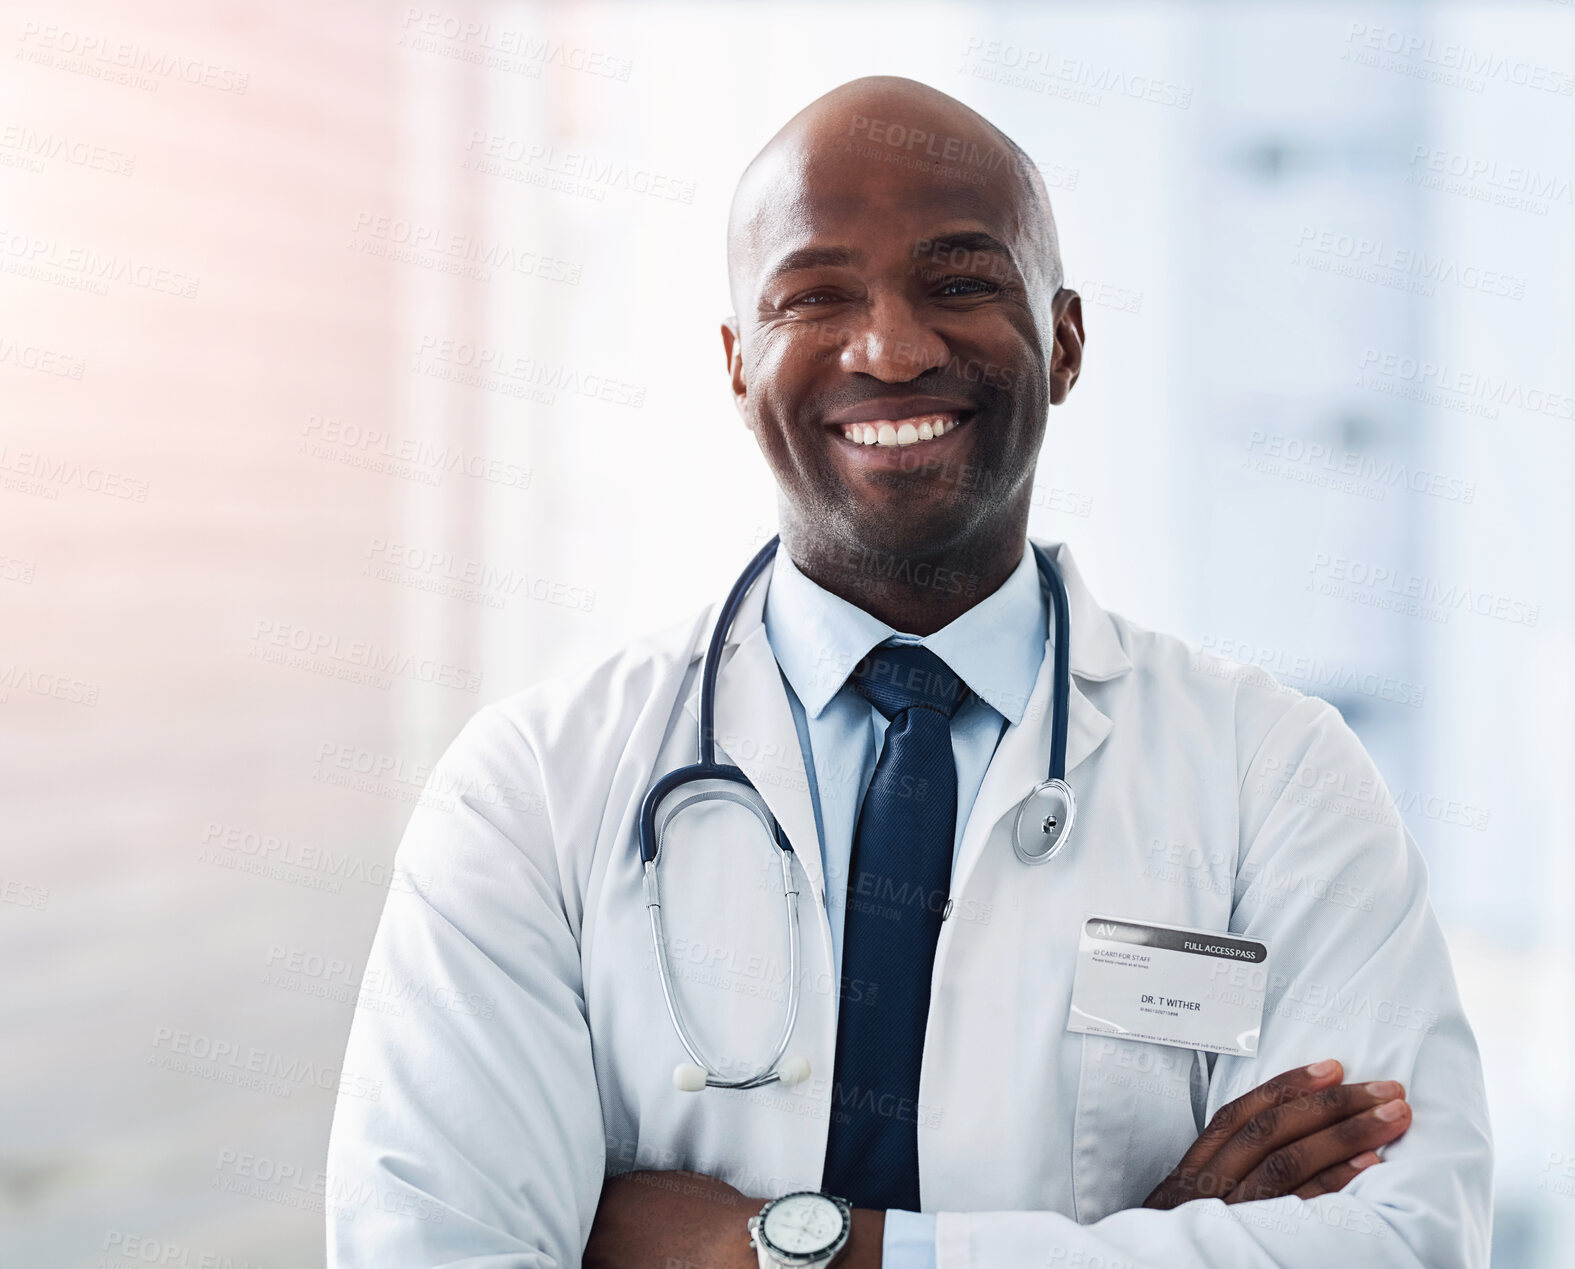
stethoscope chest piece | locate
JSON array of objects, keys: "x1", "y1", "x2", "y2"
[{"x1": 1013, "y1": 777, "x2": 1077, "y2": 865}]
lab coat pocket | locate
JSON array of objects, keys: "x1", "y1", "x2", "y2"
[{"x1": 1071, "y1": 1034, "x2": 1205, "y2": 1223}]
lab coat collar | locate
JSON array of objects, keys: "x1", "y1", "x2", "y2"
[{"x1": 1047, "y1": 540, "x2": 1133, "y2": 684}]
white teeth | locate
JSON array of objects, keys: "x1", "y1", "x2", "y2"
[{"x1": 839, "y1": 413, "x2": 965, "y2": 447}]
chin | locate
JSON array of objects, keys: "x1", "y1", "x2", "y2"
[{"x1": 835, "y1": 499, "x2": 972, "y2": 561}]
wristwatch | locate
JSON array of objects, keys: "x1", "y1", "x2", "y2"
[{"x1": 748, "y1": 1190, "x2": 853, "y2": 1268}]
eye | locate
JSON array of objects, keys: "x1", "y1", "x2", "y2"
[
  {"x1": 935, "y1": 276, "x2": 1000, "y2": 299},
  {"x1": 784, "y1": 288, "x2": 845, "y2": 308}
]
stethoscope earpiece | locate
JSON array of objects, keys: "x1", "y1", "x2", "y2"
[
  {"x1": 776, "y1": 1055, "x2": 812, "y2": 1086},
  {"x1": 673, "y1": 1063, "x2": 709, "y2": 1092}
]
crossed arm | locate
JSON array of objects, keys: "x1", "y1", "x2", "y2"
[
  {"x1": 583, "y1": 1060, "x2": 1414, "y2": 1269},
  {"x1": 326, "y1": 699, "x2": 1490, "y2": 1267}
]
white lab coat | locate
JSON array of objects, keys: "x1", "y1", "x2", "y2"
[{"x1": 326, "y1": 541, "x2": 1492, "y2": 1268}]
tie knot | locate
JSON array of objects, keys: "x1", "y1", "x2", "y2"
[{"x1": 849, "y1": 644, "x2": 966, "y2": 721}]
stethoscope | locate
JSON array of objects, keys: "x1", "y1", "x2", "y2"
[{"x1": 639, "y1": 535, "x2": 1077, "y2": 1092}]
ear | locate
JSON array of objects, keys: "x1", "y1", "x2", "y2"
[
  {"x1": 1047, "y1": 290, "x2": 1084, "y2": 407},
  {"x1": 720, "y1": 319, "x2": 749, "y2": 423}
]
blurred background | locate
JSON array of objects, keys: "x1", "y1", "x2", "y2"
[{"x1": 2, "y1": 1, "x2": 1571, "y2": 1264}]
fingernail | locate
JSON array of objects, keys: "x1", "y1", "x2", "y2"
[
  {"x1": 1365, "y1": 1080, "x2": 1403, "y2": 1100},
  {"x1": 1351, "y1": 1151, "x2": 1382, "y2": 1169},
  {"x1": 1374, "y1": 1099, "x2": 1408, "y2": 1122},
  {"x1": 1306, "y1": 1059, "x2": 1339, "y2": 1077}
]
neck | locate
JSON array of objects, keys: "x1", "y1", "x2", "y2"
[{"x1": 784, "y1": 513, "x2": 1029, "y2": 637}]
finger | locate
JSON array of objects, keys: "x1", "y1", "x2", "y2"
[
  {"x1": 1202, "y1": 1079, "x2": 1405, "y2": 1192},
  {"x1": 1229, "y1": 1101, "x2": 1410, "y2": 1204},
  {"x1": 1292, "y1": 1151, "x2": 1383, "y2": 1200},
  {"x1": 1150, "y1": 1063, "x2": 1350, "y2": 1208},
  {"x1": 1172, "y1": 1060, "x2": 1345, "y2": 1181}
]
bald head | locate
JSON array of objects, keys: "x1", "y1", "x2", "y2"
[{"x1": 727, "y1": 76, "x2": 1064, "y2": 324}]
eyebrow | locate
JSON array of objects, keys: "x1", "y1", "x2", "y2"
[
  {"x1": 917, "y1": 231, "x2": 1012, "y2": 260},
  {"x1": 762, "y1": 245, "x2": 865, "y2": 284}
]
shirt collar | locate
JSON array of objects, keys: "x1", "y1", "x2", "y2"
[{"x1": 763, "y1": 543, "x2": 1047, "y2": 726}]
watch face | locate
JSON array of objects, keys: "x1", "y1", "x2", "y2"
[{"x1": 762, "y1": 1193, "x2": 844, "y2": 1255}]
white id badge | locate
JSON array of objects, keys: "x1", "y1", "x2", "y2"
[{"x1": 1067, "y1": 915, "x2": 1269, "y2": 1057}]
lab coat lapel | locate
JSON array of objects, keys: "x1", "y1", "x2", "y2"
[
  {"x1": 949, "y1": 654, "x2": 1113, "y2": 901},
  {"x1": 948, "y1": 541, "x2": 1128, "y2": 898},
  {"x1": 679, "y1": 574, "x2": 826, "y2": 905}
]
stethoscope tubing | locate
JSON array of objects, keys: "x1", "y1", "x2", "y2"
[
  {"x1": 699, "y1": 536, "x2": 781, "y2": 767},
  {"x1": 1031, "y1": 540, "x2": 1071, "y2": 784},
  {"x1": 637, "y1": 535, "x2": 1075, "y2": 1089}
]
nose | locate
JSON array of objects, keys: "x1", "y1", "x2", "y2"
[{"x1": 836, "y1": 292, "x2": 948, "y2": 383}]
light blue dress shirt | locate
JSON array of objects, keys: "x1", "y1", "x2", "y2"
[{"x1": 761, "y1": 543, "x2": 1049, "y2": 1269}]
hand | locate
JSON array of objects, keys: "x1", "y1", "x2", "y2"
[
  {"x1": 584, "y1": 1169, "x2": 759, "y2": 1269},
  {"x1": 1143, "y1": 1059, "x2": 1411, "y2": 1209}
]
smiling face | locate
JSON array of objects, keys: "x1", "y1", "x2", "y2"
[{"x1": 723, "y1": 79, "x2": 1083, "y2": 573}]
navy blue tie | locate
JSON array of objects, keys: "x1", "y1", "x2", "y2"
[{"x1": 822, "y1": 644, "x2": 964, "y2": 1212}]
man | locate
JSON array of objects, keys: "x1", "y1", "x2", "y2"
[{"x1": 327, "y1": 77, "x2": 1492, "y2": 1267}]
